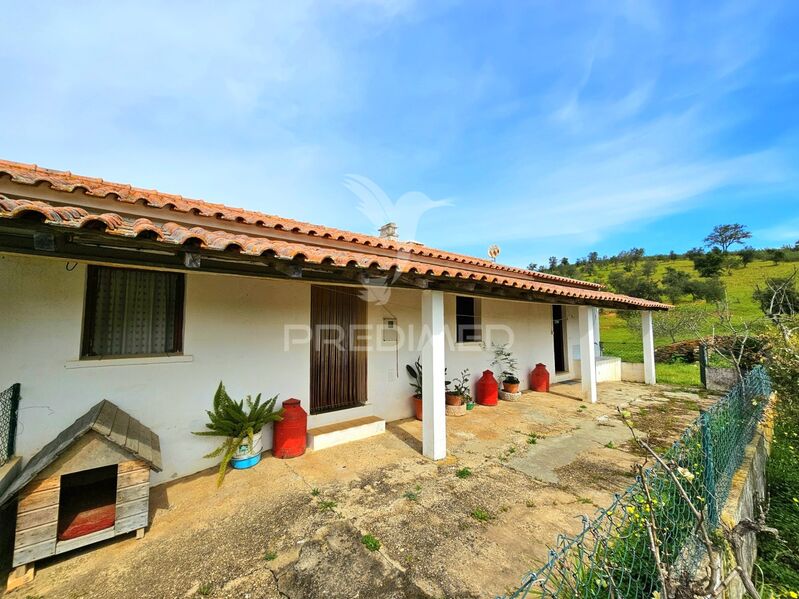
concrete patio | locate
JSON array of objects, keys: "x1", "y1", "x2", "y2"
[{"x1": 3, "y1": 382, "x2": 714, "y2": 599}]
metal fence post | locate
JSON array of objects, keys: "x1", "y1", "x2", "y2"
[{"x1": 700, "y1": 411, "x2": 719, "y2": 527}]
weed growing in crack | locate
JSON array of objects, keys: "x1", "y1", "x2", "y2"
[
  {"x1": 604, "y1": 440, "x2": 616, "y2": 449},
  {"x1": 310, "y1": 487, "x2": 320, "y2": 496},
  {"x1": 470, "y1": 507, "x2": 493, "y2": 522},
  {"x1": 361, "y1": 534, "x2": 381, "y2": 551},
  {"x1": 197, "y1": 582, "x2": 213, "y2": 596},
  {"x1": 456, "y1": 467, "x2": 472, "y2": 479},
  {"x1": 264, "y1": 549, "x2": 277, "y2": 561},
  {"x1": 527, "y1": 433, "x2": 539, "y2": 444},
  {"x1": 526, "y1": 499, "x2": 537, "y2": 508},
  {"x1": 578, "y1": 497, "x2": 592, "y2": 504}
]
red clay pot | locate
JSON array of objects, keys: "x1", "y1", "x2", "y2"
[
  {"x1": 413, "y1": 395, "x2": 423, "y2": 420},
  {"x1": 445, "y1": 392, "x2": 463, "y2": 406},
  {"x1": 502, "y1": 382, "x2": 520, "y2": 393}
]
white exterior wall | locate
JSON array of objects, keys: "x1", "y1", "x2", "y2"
[
  {"x1": 2, "y1": 254, "x2": 573, "y2": 483},
  {"x1": 0, "y1": 254, "x2": 311, "y2": 484}
]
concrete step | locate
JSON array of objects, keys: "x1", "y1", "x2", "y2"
[{"x1": 307, "y1": 416, "x2": 385, "y2": 451}]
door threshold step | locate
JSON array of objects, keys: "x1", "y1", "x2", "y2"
[{"x1": 307, "y1": 416, "x2": 385, "y2": 451}]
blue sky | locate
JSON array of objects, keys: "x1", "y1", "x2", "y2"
[{"x1": 2, "y1": 1, "x2": 799, "y2": 268}]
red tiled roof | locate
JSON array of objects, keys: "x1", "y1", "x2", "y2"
[{"x1": 0, "y1": 160, "x2": 671, "y2": 310}]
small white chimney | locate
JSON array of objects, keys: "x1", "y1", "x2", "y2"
[{"x1": 379, "y1": 222, "x2": 398, "y2": 241}]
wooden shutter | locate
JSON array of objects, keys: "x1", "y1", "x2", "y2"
[{"x1": 310, "y1": 286, "x2": 368, "y2": 414}]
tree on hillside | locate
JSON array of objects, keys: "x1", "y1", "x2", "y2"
[
  {"x1": 624, "y1": 305, "x2": 709, "y2": 343},
  {"x1": 685, "y1": 277, "x2": 726, "y2": 303},
  {"x1": 607, "y1": 270, "x2": 661, "y2": 302},
  {"x1": 704, "y1": 223, "x2": 752, "y2": 253},
  {"x1": 661, "y1": 267, "x2": 692, "y2": 303},
  {"x1": 738, "y1": 246, "x2": 756, "y2": 266},
  {"x1": 767, "y1": 248, "x2": 786, "y2": 264},
  {"x1": 691, "y1": 248, "x2": 725, "y2": 277}
]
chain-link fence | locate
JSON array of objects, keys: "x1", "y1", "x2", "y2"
[
  {"x1": 500, "y1": 366, "x2": 771, "y2": 599},
  {"x1": 0, "y1": 383, "x2": 20, "y2": 466},
  {"x1": 599, "y1": 341, "x2": 644, "y2": 363}
]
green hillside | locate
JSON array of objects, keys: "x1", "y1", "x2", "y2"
[{"x1": 592, "y1": 259, "x2": 798, "y2": 386}]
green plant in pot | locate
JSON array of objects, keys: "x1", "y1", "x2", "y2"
[
  {"x1": 194, "y1": 382, "x2": 284, "y2": 486},
  {"x1": 487, "y1": 342, "x2": 520, "y2": 393},
  {"x1": 446, "y1": 369, "x2": 471, "y2": 407},
  {"x1": 406, "y1": 359, "x2": 424, "y2": 420},
  {"x1": 407, "y1": 358, "x2": 450, "y2": 419}
]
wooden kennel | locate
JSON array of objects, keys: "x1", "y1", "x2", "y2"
[{"x1": 0, "y1": 400, "x2": 162, "y2": 590}]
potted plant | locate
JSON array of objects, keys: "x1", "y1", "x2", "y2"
[
  {"x1": 194, "y1": 382, "x2": 284, "y2": 486},
  {"x1": 406, "y1": 359, "x2": 450, "y2": 420},
  {"x1": 447, "y1": 369, "x2": 471, "y2": 407},
  {"x1": 487, "y1": 342, "x2": 520, "y2": 393}
]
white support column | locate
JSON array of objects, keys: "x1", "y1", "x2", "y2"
[
  {"x1": 421, "y1": 290, "x2": 446, "y2": 460},
  {"x1": 578, "y1": 306, "x2": 598, "y2": 403},
  {"x1": 642, "y1": 310, "x2": 656, "y2": 385}
]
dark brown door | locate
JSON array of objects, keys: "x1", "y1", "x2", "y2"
[
  {"x1": 310, "y1": 285, "x2": 368, "y2": 414},
  {"x1": 552, "y1": 305, "x2": 567, "y2": 373}
]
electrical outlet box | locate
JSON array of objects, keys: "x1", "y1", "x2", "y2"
[{"x1": 382, "y1": 318, "x2": 398, "y2": 343}]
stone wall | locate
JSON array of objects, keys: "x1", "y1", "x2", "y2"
[
  {"x1": 706, "y1": 367, "x2": 738, "y2": 392},
  {"x1": 718, "y1": 409, "x2": 773, "y2": 599}
]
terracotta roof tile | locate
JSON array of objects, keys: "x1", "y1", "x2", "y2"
[
  {"x1": 0, "y1": 160, "x2": 671, "y2": 311},
  {"x1": 0, "y1": 158, "x2": 604, "y2": 291}
]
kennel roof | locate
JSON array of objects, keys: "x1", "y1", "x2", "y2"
[{"x1": 0, "y1": 399, "x2": 162, "y2": 506}]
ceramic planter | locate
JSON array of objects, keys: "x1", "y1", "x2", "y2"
[
  {"x1": 445, "y1": 392, "x2": 464, "y2": 406},
  {"x1": 502, "y1": 382, "x2": 520, "y2": 393},
  {"x1": 412, "y1": 395, "x2": 423, "y2": 420}
]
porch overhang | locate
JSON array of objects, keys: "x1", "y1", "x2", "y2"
[
  {"x1": 0, "y1": 216, "x2": 669, "y2": 312},
  {"x1": 0, "y1": 159, "x2": 670, "y2": 311}
]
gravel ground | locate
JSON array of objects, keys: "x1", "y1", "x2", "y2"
[{"x1": 3, "y1": 382, "x2": 713, "y2": 599}]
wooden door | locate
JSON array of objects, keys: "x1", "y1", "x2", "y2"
[{"x1": 310, "y1": 286, "x2": 368, "y2": 414}]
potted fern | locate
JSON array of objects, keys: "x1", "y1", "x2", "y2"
[{"x1": 194, "y1": 382, "x2": 284, "y2": 486}]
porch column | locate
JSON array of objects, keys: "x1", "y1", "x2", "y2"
[
  {"x1": 578, "y1": 306, "x2": 598, "y2": 403},
  {"x1": 421, "y1": 290, "x2": 446, "y2": 460},
  {"x1": 642, "y1": 310, "x2": 656, "y2": 385}
]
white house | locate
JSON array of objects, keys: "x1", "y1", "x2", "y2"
[{"x1": 0, "y1": 159, "x2": 668, "y2": 484}]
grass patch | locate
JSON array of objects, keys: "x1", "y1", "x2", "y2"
[
  {"x1": 757, "y1": 402, "x2": 799, "y2": 595},
  {"x1": 456, "y1": 467, "x2": 472, "y2": 479},
  {"x1": 657, "y1": 362, "x2": 702, "y2": 387},
  {"x1": 527, "y1": 433, "x2": 539, "y2": 444},
  {"x1": 310, "y1": 487, "x2": 320, "y2": 497},
  {"x1": 604, "y1": 441, "x2": 616, "y2": 449},
  {"x1": 361, "y1": 534, "x2": 381, "y2": 551},
  {"x1": 263, "y1": 549, "x2": 277, "y2": 561},
  {"x1": 470, "y1": 507, "x2": 493, "y2": 522},
  {"x1": 318, "y1": 499, "x2": 337, "y2": 512},
  {"x1": 197, "y1": 582, "x2": 213, "y2": 596}
]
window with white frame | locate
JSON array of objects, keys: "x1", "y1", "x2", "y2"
[
  {"x1": 455, "y1": 296, "x2": 482, "y2": 343},
  {"x1": 81, "y1": 266, "x2": 185, "y2": 358}
]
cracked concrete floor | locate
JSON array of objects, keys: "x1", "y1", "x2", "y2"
[{"x1": 3, "y1": 382, "x2": 714, "y2": 599}]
